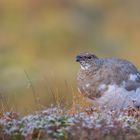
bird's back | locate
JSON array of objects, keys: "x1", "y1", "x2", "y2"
[{"x1": 102, "y1": 58, "x2": 138, "y2": 75}]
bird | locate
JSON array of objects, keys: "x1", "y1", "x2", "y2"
[{"x1": 76, "y1": 52, "x2": 140, "y2": 110}]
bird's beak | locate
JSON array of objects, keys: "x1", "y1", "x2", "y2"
[{"x1": 76, "y1": 55, "x2": 81, "y2": 62}]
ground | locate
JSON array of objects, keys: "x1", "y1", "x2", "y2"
[{"x1": 1, "y1": 106, "x2": 140, "y2": 140}]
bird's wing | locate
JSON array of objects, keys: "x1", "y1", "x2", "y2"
[{"x1": 124, "y1": 73, "x2": 140, "y2": 91}]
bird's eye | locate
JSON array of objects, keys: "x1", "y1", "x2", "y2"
[{"x1": 88, "y1": 56, "x2": 92, "y2": 59}]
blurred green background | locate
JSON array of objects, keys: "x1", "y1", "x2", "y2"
[{"x1": 0, "y1": 0, "x2": 140, "y2": 113}]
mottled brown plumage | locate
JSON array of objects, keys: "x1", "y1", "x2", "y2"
[{"x1": 76, "y1": 52, "x2": 140, "y2": 109}]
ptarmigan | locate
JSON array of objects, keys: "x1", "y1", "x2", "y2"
[{"x1": 76, "y1": 52, "x2": 140, "y2": 110}]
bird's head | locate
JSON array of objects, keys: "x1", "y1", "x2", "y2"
[{"x1": 76, "y1": 53, "x2": 98, "y2": 70}]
